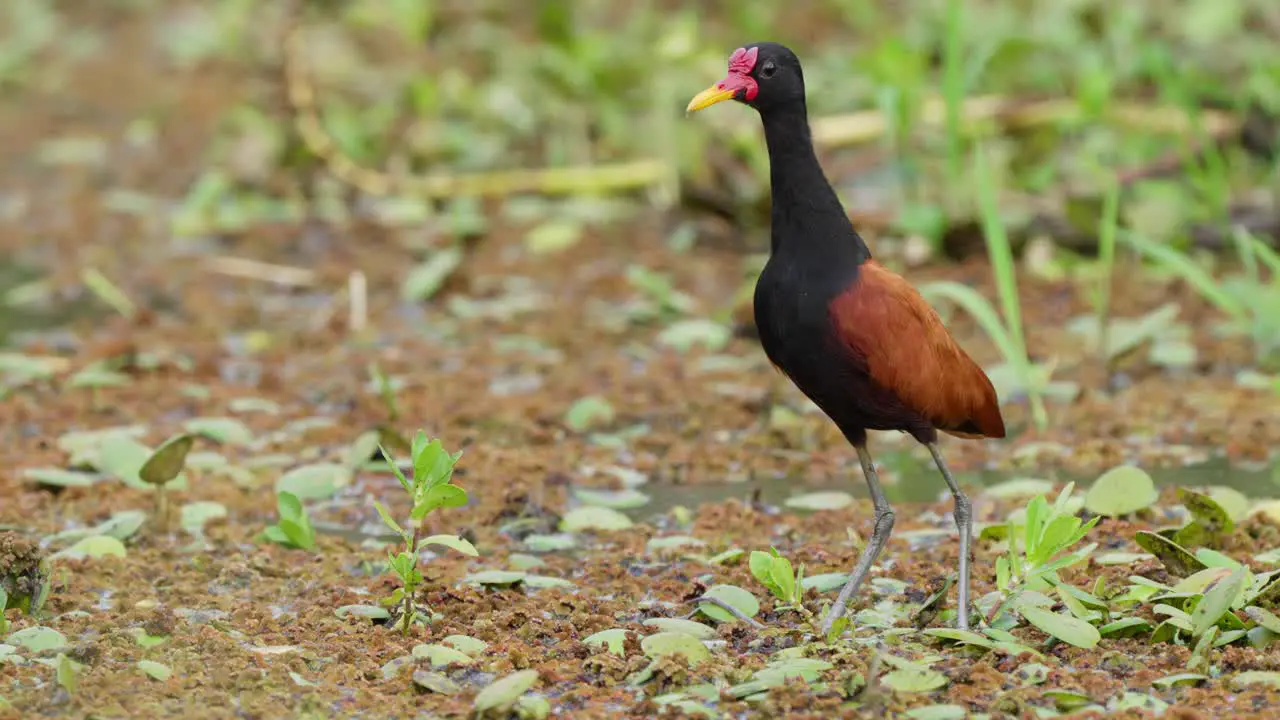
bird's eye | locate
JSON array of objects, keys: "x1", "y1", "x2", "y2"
[{"x1": 760, "y1": 61, "x2": 777, "y2": 78}]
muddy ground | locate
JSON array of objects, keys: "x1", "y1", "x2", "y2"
[{"x1": 3, "y1": 3, "x2": 1280, "y2": 720}]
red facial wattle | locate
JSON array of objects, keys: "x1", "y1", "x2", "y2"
[{"x1": 716, "y1": 46, "x2": 759, "y2": 101}]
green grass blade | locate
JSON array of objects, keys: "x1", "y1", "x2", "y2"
[
  {"x1": 1239, "y1": 226, "x2": 1280, "y2": 277},
  {"x1": 1095, "y1": 177, "x2": 1120, "y2": 363},
  {"x1": 941, "y1": 0, "x2": 966, "y2": 185},
  {"x1": 1121, "y1": 231, "x2": 1246, "y2": 319},
  {"x1": 973, "y1": 147, "x2": 1047, "y2": 430}
]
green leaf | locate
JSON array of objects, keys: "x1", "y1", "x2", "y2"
[
  {"x1": 697, "y1": 584, "x2": 759, "y2": 623},
  {"x1": 419, "y1": 534, "x2": 479, "y2": 557},
  {"x1": 278, "y1": 518, "x2": 314, "y2": 550},
  {"x1": 56, "y1": 653, "x2": 79, "y2": 694},
  {"x1": 261, "y1": 526, "x2": 291, "y2": 546},
  {"x1": 1175, "y1": 488, "x2": 1236, "y2": 546},
  {"x1": 463, "y1": 570, "x2": 526, "y2": 587},
  {"x1": 179, "y1": 501, "x2": 227, "y2": 538},
  {"x1": 642, "y1": 618, "x2": 717, "y2": 640},
  {"x1": 1134, "y1": 531, "x2": 1206, "y2": 577},
  {"x1": 277, "y1": 491, "x2": 304, "y2": 522},
  {"x1": 372, "y1": 500, "x2": 405, "y2": 537},
  {"x1": 22, "y1": 468, "x2": 98, "y2": 488},
  {"x1": 571, "y1": 487, "x2": 651, "y2": 509},
  {"x1": 183, "y1": 417, "x2": 253, "y2": 446},
  {"x1": 801, "y1": 572, "x2": 849, "y2": 593},
  {"x1": 565, "y1": 395, "x2": 615, "y2": 432},
  {"x1": 1023, "y1": 495, "x2": 1047, "y2": 558},
  {"x1": 473, "y1": 670, "x2": 540, "y2": 713},
  {"x1": 412, "y1": 643, "x2": 475, "y2": 667},
  {"x1": 53, "y1": 535, "x2": 127, "y2": 560},
  {"x1": 1032, "y1": 514, "x2": 1083, "y2": 565},
  {"x1": 99, "y1": 435, "x2": 173, "y2": 490},
  {"x1": 414, "y1": 484, "x2": 468, "y2": 518},
  {"x1": 1019, "y1": 605, "x2": 1101, "y2": 648},
  {"x1": 401, "y1": 247, "x2": 464, "y2": 302},
  {"x1": 641, "y1": 632, "x2": 711, "y2": 663},
  {"x1": 924, "y1": 628, "x2": 996, "y2": 649},
  {"x1": 6, "y1": 626, "x2": 67, "y2": 653},
  {"x1": 1192, "y1": 566, "x2": 1248, "y2": 637},
  {"x1": 1231, "y1": 671, "x2": 1280, "y2": 690},
  {"x1": 559, "y1": 506, "x2": 633, "y2": 532},
  {"x1": 749, "y1": 551, "x2": 777, "y2": 593},
  {"x1": 769, "y1": 552, "x2": 796, "y2": 603},
  {"x1": 442, "y1": 635, "x2": 489, "y2": 657},
  {"x1": 412, "y1": 670, "x2": 459, "y2": 694},
  {"x1": 380, "y1": 445, "x2": 412, "y2": 492},
  {"x1": 656, "y1": 319, "x2": 732, "y2": 353},
  {"x1": 275, "y1": 463, "x2": 352, "y2": 500},
  {"x1": 881, "y1": 667, "x2": 948, "y2": 693},
  {"x1": 137, "y1": 660, "x2": 172, "y2": 681},
  {"x1": 1245, "y1": 606, "x2": 1280, "y2": 634},
  {"x1": 412, "y1": 435, "x2": 445, "y2": 485},
  {"x1": 1084, "y1": 466, "x2": 1158, "y2": 517},
  {"x1": 139, "y1": 434, "x2": 195, "y2": 486},
  {"x1": 344, "y1": 430, "x2": 382, "y2": 470},
  {"x1": 334, "y1": 605, "x2": 390, "y2": 620},
  {"x1": 582, "y1": 628, "x2": 627, "y2": 656},
  {"x1": 783, "y1": 491, "x2": 855, "y2": 511}
]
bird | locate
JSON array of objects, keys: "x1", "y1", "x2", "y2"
[{"x1": 686, "y1": 42, "x2": 1005, "y2": 633}]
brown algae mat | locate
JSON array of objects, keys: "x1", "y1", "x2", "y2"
[{"x1": 4, "y1": 6, "x2": 1280, "y2": 720}]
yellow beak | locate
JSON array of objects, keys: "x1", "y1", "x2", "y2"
[{"x1": 686, "y1": 86, "x2": 736, "y2": 113}]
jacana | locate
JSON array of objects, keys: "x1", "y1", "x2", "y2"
[{"x1": 687, "y1": 43, "x2": 1005, "y2": 632}]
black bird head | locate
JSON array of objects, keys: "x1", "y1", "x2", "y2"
[{"x1": 686, "y1": 42, "x2": 806, "y2": 115}]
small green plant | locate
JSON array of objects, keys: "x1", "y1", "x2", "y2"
[
  {"x1": 373, "y1": 431, "x2": 471, "y2": 635},
  {"x1": 369, "y1": 362, "x2": 400, "y2": 422},
  {"x1": 261, "y1": 491, "x2": 316, "y2": 550},
  {"x1": 747, "y1": 548, "x2": 855, "y2": 641},
  {"x1": 55, "y1": 653, "x2": 80, "y2": 696},
  {"x1": 989, "y1": 483, "x2": 1099, "y2": 624},
  {"x1": 1124, "y1": 226, "x2": 1280, "y2": 367},
  {"x1": 138, "y1": 433, "x2": 195, "y2": 532},
  {"x1": 1093, "y1": 176, "x2": 1121, "y2": 364},
  {"x1": 749, "y1": 548, "x2": 806, "y2": 611}
]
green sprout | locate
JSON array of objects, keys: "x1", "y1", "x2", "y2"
[
  {"x1": 747, "y1": 548, "x2": 854, "y2": 641},
  {"x1": 138, "y1": 433, "x2": 195, "y2": 532},
  {"x1": 990, "y1": 483, "x2": 1099, "y2": 624},
  {"x1": 373, "y1": 431, "x2": 471, "y2": 635},
  {"x1": 261, "y1": 491, "x2": 316, "y2": 551},
  {"x1": 749, "y1": 548, "x2": 806, "y2": 611}
]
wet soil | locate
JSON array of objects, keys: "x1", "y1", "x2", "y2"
[{"x1": 2, "y1": 5, "x2": 1279, "y2": 720}]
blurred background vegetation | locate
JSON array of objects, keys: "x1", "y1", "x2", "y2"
[{"x1": 2, "y1": 0, "x2": 1279, "y2": 412}]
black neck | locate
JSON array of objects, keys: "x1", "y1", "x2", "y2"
[{"x1": 760, "y1": 104, "x2": 872, "y2": 264}]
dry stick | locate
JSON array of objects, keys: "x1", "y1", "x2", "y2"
[
  {"x1": 348, "y1": 270, "x2": 367, "y2": 334},
  {"x1": 205, "y1": 256, "x2": 317, "y2": 287},
  {"x1": 810, "y1": 95, "x2": 1239, "y2": 148},
  {"x1": 686, "y1": 595, "x2": 766, "y2": 628}
]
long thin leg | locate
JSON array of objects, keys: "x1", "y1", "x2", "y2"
[
  {"x1": 819, "y1": 444, "x2": 895, "y2": 635},
  {"x1": 927, "y1": 442, "x2": 971, "y2": 631}
]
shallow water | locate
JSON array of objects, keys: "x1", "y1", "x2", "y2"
[{"x1": 639, "y1": 455, "x2": 1279, "y2": 517}]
